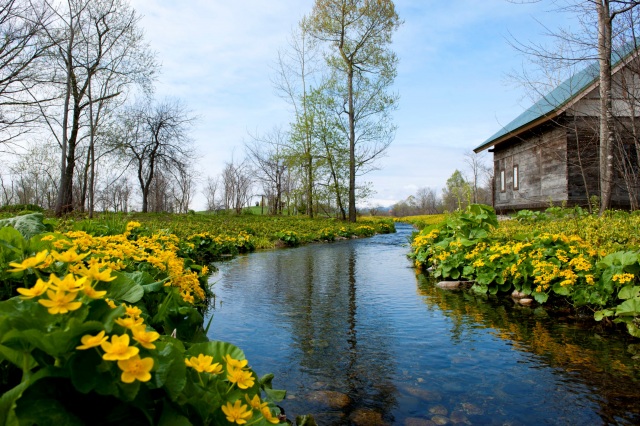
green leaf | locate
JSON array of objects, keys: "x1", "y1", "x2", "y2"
[
  {"x1": 106, "y1": 272, "x2": 145, "y2": 303},
  {"x1": 533, "y1": 292, "x2": 549, "y2": 303},
  {"x1": 0, "y1": 343, "x2": 37, "y2": 371},
  {"x1": 594, "y1": 309, "x2": 614, "y2": 321},
  {"x1": 154, "y1": 340, "x2": 187, "y2": 400},
  {"x1": 552, "y1": 282, "x2": 570, "y2": 296},
  {"x1": 618, "y1": 285, "x2": 640, "y2": 300},
  {"x1": 614, "y1": 297, "x2": 640, "y2": 316},
  {"x1": 264, "y1": 387, "x2": 286, "y2": 403},
  {"x1": 159, "y1": 401, "x2": 193, "y2": 426}
]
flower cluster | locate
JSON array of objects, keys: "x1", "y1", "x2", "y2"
[{"x1": 408, "y1": 205, "x2": 640, "y2": 336}]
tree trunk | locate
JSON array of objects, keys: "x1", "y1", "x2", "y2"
[
  {"x1": 347, "y1": 65, "x2": 356, "y2": 222},
  {"x1": 598, "y1": 1, "x2": 615, "y2": 214}
]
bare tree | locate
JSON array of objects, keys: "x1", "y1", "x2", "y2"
[
  {"x1": 168, "y1": 162, "x2": 197, "y2": 213},
  {"x1": 114, "y1": 98, "x2": 196, "y2": 213},
  {"x1": 509, "y1": 0, "x2": 640, "y2": 213},
  {"x1": 273, "y1": 21, "x2": 322, "y2": 217},
  {"x1": 245, "y1": 127, "x2": 289, "y2": 215},
  {"x1": 221, "y1": 158, "x2": 253, "y2": 214},
  {"x1": 0, "y1": 0, "x2": 52, "y2": 146},
  {"x1": 464, "y1": 151, "x2": 492, "y2": 204},
  {"x1": 33, "y1": 0, "x2": 154, "y2": 215},
  {"x1": 203, "y1": 176, "x2": 220, "y2": 212}
]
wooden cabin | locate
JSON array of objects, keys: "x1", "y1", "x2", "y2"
[{"x1": 475, "y1": 48, "x2": 640, "y2": 213}]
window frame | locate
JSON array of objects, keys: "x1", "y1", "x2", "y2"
[
  {"x1": 500, "y1": 169, "x2": 505, "y2": 192},
  {"x1": 513, "y1": 164, "x2": 519, "y2": 190}
]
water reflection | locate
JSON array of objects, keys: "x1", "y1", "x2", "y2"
[
  {"x1": 207, "y1": 224, "x2": 640, "y2": 425},
  {"x1": 415, "y1": 273, "x2": 640, "y2": 424}
]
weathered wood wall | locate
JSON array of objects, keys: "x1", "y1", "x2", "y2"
[{"x1": 493, "y1": 124, "x2": 568, "y2": 213}]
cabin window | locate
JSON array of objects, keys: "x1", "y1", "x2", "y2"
[
  {"x1": 500, "y1": 169, "x2": 505, "y2": 192},
  {"x1": 513, "y1": 165, "x2": 519, "y2": 190}
]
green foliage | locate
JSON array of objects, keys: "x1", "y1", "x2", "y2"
[
  {"x1": 0, "y1": 204, "x2": 44, "y2": 213},
  {"x1": 0, "y1": 213, "x2": 54, "y2": 240},
  {"x1": 275, "y1": 231, "x2": 300, "y2": 247},
  {"x1": 0, "y1": 224, "x2": 285, "y2": 425},
  {"x1": 410, "y1": 206, "x2": 640, "y2": 337}
]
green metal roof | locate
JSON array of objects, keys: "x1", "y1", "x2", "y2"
[{"x1": 475, "y1": 44, "x2": 638, "y2": 153}]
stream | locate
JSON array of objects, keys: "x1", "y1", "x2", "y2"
[{"x1": 205, "y1": 223, "x2": 640, "y2": 425}]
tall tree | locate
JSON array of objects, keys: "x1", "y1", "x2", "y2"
[
  {"x1": 306, "y1": 0, "x2": 401, "y2": 222},
  {"x1": 510, "y1": 0, "x2": 640, "y2": 212},
  {"x1": 273, "y1": 21, "x2": 321, "y2": 217},
  {"x1": 0, "y1": 0, "x2": 52, "y2": 146},
  {"x1": 38, "y1": 0, "x2": 153, "y2": 215},
  {"x1": 115, "y1": 98, "x2": 195, "y2": 213}
]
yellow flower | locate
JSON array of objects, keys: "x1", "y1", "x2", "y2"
[
  {"x1": 225, "y1": 354, "x2": 249, "y2": 370},
  {"x1": 8, "y1": 251, "x2": 49, "y2": 272},
  {"x1": 48, "y1": 274, "x2": 86, "y2": 293},
  {"x1": 78, "y1": 264, "x2": 116, "y2": 282},
  {"x1": 131, "y1": 325, "x2": 160, "y2": 350},
  {"x1": 221, "y1": 400, "x2": 253, "y2": 425},
  {"x1": 76, "y1": 330, "x2": 108, "y2": 350},
  {"x1": 612, "y1": 273, "x2": 635, "y2": 284},
  {"x1": 38, "y1": 290, "x2": 83, "y2": 314},
  {"x1": 82, "y1": 281, "x2": 107, "y2": 299},
  {"x1": 245, "y1": 394, "x2": 267, "y2": 410},
  {"x1": 51, "y1": 248, "x2": 89, "y2": 264},
  {"x1": 201, "y1": 265, "x2": 209, "y2": 276},
  {"x1": 16, "y1": 278, "x2": 49, "y2": 299},
  {"x1": 101, "y1": 334, "x2": 139, "y2": 361},
  {"x1": 185, "y1": 354, "x2": 223, "y2": 374},
  {"x1": 117, "y1": 355, "x2": 154, "y2": 383},
  {"x1": 115, "y1": 316, "x2": 144, "y2": 329},
  {"x1": 227, "y1": 366, "x2": 255, "y2": 389},
  {"x1": 261, "y1": 406, "x2": 280, "y2": 424},
  {"x1": 105, "y1": 298, "x2": 118, "y2": 309},
  {"x1": 124, "y1": 304, "x2": 143, "y2": 318}
]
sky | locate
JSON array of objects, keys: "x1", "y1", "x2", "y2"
[{"x1": 128, "y1": 0, "x2": 574, "y2": 209}]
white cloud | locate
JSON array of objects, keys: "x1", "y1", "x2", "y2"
[{"x1": 127, "y1": 0, "x2": 571, "y2": 210}]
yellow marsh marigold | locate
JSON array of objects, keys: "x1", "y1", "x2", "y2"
[
  {"x1": 131, "y1": 325, "x2": 160, "y2": 350},
  {"x1": 117, "y1": 355, "x2": 154, "y2": 383},
  {"x1": 221, "y1": 400, "x2": 253, "y2": 425},
  {"x1": 48, "y1": 273, "x2": 86, "y2": 293},
  {"x1": 76, "y1": 330, "x2": 108, "y2": 350},
  {"x1": 8, "y1": 250, "x2": 49, "y2": 272},
  {"x1": 245, "y1": 394, "x2": 267, "y2": 410},
  {"x1": 224, "y1": 354, "x2": 249, "y2": 370},
  {"x1": 612, "y1": 273, "x2": 635, "y2": 284},
  {"x1": 261, "y1": 406, "x2": 280, "y2": 424},
  {"x1": 81, "y1": 281, "x2": 107, "y2": 299},
  {"x1": 38, "y1": 290, "x2": 83, "y2": 315},
  {"x1": 17, "y1": 278, "x2": 49, "y2": 299},
  {"x1": 123, "y1": 304, "x2": 143, "y2": 318},
  {"x1": 101, "y1": 334, "x2": 139, "y2": 361},
  {"x1": 227, "y1": 366, "x2": 255, "y2": 389},
  {"x1": 185, "y1": 354, "x2": 223, "y2": 374},
  {"x1": 78, "y1": 264, "x2": 116, "y2": 282},
  {"x1": 115, "y1": 316, "x2": 144, "y2": 329},
  {"x1": 51, "y1": 248, "x2": 89, "y2": 264}
]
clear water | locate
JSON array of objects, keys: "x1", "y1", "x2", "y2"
[{"x1": 205, "y1": 223, "x2": 640, "y2": 425}]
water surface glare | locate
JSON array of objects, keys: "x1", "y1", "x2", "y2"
[{"x1": 206, "y1": 223, "x2": 640, "y2": 425}]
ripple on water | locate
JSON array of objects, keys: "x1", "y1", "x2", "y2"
[{"x1": 207, "y1": 224, "x2": 640, "y2": 425}]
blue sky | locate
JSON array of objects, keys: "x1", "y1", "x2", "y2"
[{"x1": 129, "y1": 0, "x2": 573, "y2": 209}]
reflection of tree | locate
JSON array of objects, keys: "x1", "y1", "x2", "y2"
[
  {"x1": 415, "y1": 273, "x2": 640, "y2": 423},
  {"x1": 266, "y1": 242, "x2": 398, "y2": 421}
]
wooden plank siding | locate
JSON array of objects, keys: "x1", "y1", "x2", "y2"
[
  {"x1": 493, "y1": 123, "x2": 568, "y2": 213},
  {"x1": 492, "y1": 112, "x2": 639, "y2": 213}
]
